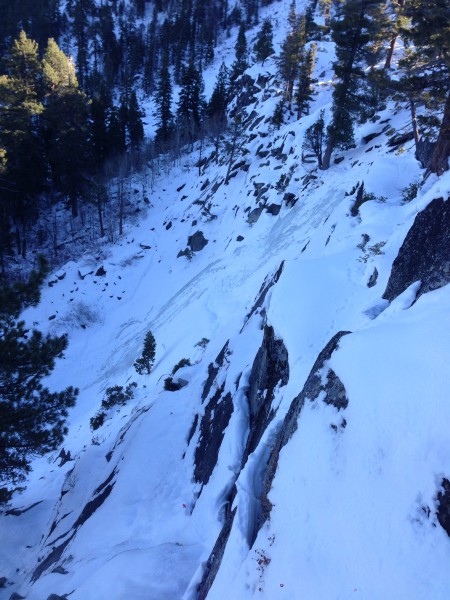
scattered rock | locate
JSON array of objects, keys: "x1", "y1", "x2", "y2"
[
  {"x1": 236, "y1": 235, "x2": 244, "y2": 242},
  {"x1": 387, "y1": 131, "x2": 414, "y2": 147},
  {"x1": 188, "y1": 231, "x2": 208, "y2": 252},
  {"x1": 247, "y1": 207, "x2": 264, "y2": 224},
  {"x1": 367, "y1": 267, "x2": 378, "y2": 288},
  {"x1": 165, "y1": 221, "x2": 172, "y2": 230},
  {"x1": 95, "y1": 266, "x2": 106, "y2": 277},
  {"x1": 266, "y1": 203, "x2": 281, "y2": 216},
  {"x1": 283, "y1": 192, "x2": 298, "y2": 207},
  {"x1": 383, "y1": 197, "x2": 450, "y2": 302}
]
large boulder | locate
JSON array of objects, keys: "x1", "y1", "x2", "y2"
[
  {"x1": 187, "y1": 230, "x2": 208, "y2": 252},
  {"x1": 383, "y1": 197, "x2": 450, "y2": 302}
]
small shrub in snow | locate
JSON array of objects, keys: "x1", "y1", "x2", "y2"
[
  {"x1": 172, "y1": 358, "x2": 191, "y2": 375},
  {"x1": 90, "y1": 382, "x2": 137, "y2": 430},
  {"x1": 62, "y1": 300, "x2": 102, "y2": 329},
  {"x1": 195, "y1": 337, "x2": 210, "y2": 348},
  {"x1": 402, "y1": 179, "x2": 420, "y2": 203},
  {"x1": 164, "y1": 377, "x2": 180, "y2": 391},
  {"x1": 90, "y1": 411, "x2": 106, "y2": 430},
  {"x1": 102, "y1": 382, "x2": 137, "y2": 409},
  {"x1": 134, "y1": 331, "x2": 156, "y2": 374}
]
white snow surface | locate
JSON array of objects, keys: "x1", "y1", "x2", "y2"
[{"x1": 1, "y1": 1, "x2": 450, "y2": 599}]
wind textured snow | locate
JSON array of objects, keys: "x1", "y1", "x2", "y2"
[{"x1": 1, "y1": 1, "x2": 450, "y2": 599}]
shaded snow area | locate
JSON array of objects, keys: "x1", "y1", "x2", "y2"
[{"x1": 2, "y1": 1, "x2": 450, "y2": 599}]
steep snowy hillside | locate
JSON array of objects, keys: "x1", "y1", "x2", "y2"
[{"x1": 2, "y1": 2, "x2": 450, "y2": 599}]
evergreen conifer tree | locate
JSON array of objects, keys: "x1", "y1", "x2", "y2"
[
  {"x1": 404, "y1": 0, "x2": 450, "y2": 174},
  {"x1": 177, "y1": 62, "x2": 206, "y2": 146},
  {"x1": 0, "y1": 259, "x2": 78, "y2": 503},
  {"x1": 0, "y1": 32, "x2": 45, "y2": 223},
  {"x1": 42, "y1": 38, "x2": 91, "y2": 217},
  {"x1": 155, "y1": 50, "x2": 174, "y2": 150},
  {"x1": 254, "y1": 18, "x2": 274, "y2": 65},
  {"x1": 296, "y1": 44, "x2": 317, "y2": 119},
  {"x1": 134, "y1": 331, "x2": 156, "y2": 374},
  {"x1": 322, "y1": 0, "x2": 391, "y2": 169},
  {"x1": 277, "y1": 14, "x2": 307, "y2": 106},
  {"x1": 231, "y1": 22, "x2": 248, "y2": 80}
]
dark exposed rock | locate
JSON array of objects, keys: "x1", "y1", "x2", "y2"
[
  {"x1": 247, "y1": 206, "x2": 264, "y2": 224},
  {"x1": 416, "y1": 139, "x2": 436, "y2": 169},
  {"x1": 367, "y1": 267, "x2": 378, "y2": 288},
  {"x1": 243, "y1": 325, "x2": 289, "y2": 463},
  {"x1": 236, "y1": 235, "x2": 244, "y2": 242},
  {"x1": 241, "y1": 262, "x2": 284, "y2": 331},
  {"x1": 32, "y1": 534, "x2": 75, "y2": 582},
  {"x1": 266, "y1": 203, "x2": 281, "y2": 216},
  {"x1": 436, "y1": 478, "x2": 450, "y2": 537},
  {"x1": 249, "y1": 115, "x2": 265, "y2": 131},
  {"x1": 362, "y1": 130, "x2": 383, "y2": 144},
  {"x1": 201, "y1": 342, "x2": 230, "y2": 402},
  {"x1": 187, "y1": 414, "x2": 199, "y2": 446},
  {"x1": 197, "y1": 507, "x2": 237, "y2": 600},
  {"x1": 47, "y1": 595, "x2": 69, "y2": 600},
  {"x1": 0, "y1": 577, "x2": 7, "y2": 588},
  {"x1": 95, "y1": 266, "x2": 106, "y2": 277},
  {"x1": 58, "y1": 449, "x2": 72, "y2": 467},
  {"x1": 258, "y1": 331, "x2": 351, "y2": 532},
  {"x1": 322, "y1": 369, "x2": 348, "y2": 410},
  {"x1": 283, "y1": 192, "x2": 298, "y2": 207},
  {"x1": 383, "y1": 197, "x2": 450, "y2": 302},
  {"x1": 165, "y1": 221, "x2": 172, "y2": 230},
  {"x1": 9, "y1": 593, "x2": 26, "y2": 600},
  {"x1": 187, "y1": 231, "x2": 208, "y2": 252},
  {"x1": 51, "y1": 565, "x2": 68, "y2": 574},
  {"x1": 194, "y1": 387, "x2": 233, "y2": 486},
  {"x1": 387, "y1": 131, "x2": 414, "y2": 147},
  {"x1": 5, "y1": 500, "x2": 43, "y2": 516}
]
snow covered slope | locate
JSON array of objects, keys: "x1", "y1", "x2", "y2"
[{"x1": 2, "y1": 1, "x2": 450, "y2": 599}]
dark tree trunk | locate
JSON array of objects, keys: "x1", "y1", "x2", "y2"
[
  {"x1": 429, "y1": 88, "x2": 450, "y2": 176},
  {"x1": 409, "y1": 95, "x2": 421, "y2": 153},
  {"x1": 384, "y1": 34, "x2": 398, "y2": 69}
]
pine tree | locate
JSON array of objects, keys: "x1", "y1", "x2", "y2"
[
  {"x1": 254, "y1": 18, "x2": 274, "y2": 65},
  {"x1": 295, "y1": 44, "x2": 317, "y2": 119},
  {"x1": 404, "y1": 0, "x2": 450, "y2": 175},
  {"x1": 0, "y1": 31, "x2": 45, "y2": 223},
  {"x1": 127, "y1": 90, "x2": 145, "y2": 149},
  {"x1": 177, "y1": 62, "x2": 206, "y2": 146},
  {"x1": 207, "y1": 62, "x2": 229, "y2": 160},
  {"x1": 155, "y1": 50, "x2": 174, "y2": 150},
  {"x1": 231, "y1": 22, "x2": 248, "y2": 80},
  {"x1": 303, "y1": 109, "x2": 326, "y2": 168},
  {"x1": 0, "y1": 259, "x2": 78, "y2": 504},
  {"x1": 42, "y1": 38, "x2": 91, "y2": 217},
  {"x1": 322, "y1": 0, "x2": 391, "y2": 169},
  {"x1": 134, "y1": 331, "x2": 156, "y2": 374},
  {"x1": 277, "y1": 14, "x2": 307, "y2": 107}
]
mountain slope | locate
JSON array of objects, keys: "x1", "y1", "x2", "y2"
[{"x1": 1, "y1": 2, "x2": 450, "y2": 599}]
